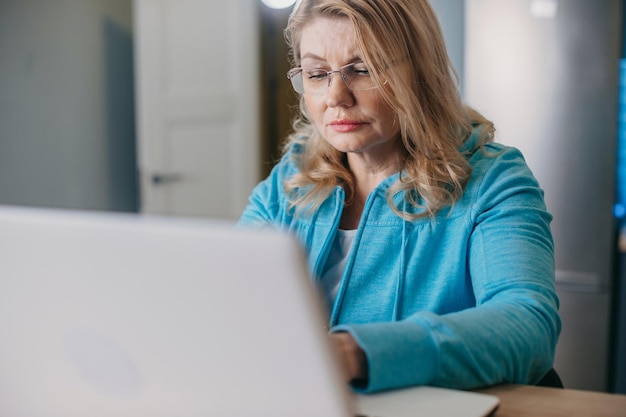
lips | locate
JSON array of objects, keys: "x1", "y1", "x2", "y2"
[{"x1": 329, "y1": 119, "x2": 364, "y2": 132}]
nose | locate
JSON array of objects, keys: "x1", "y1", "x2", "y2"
[{"x1": 325, "y1": 71, "x2": 354, "y2": 108}]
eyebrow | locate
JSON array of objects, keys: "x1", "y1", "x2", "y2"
[{"x1": 300, "y1": 52, "x2": 363, "y2": 64}]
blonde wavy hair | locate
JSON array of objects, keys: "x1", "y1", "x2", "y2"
[{"x1": 283, "y1": 0, "x2": 495, "y2": 220}]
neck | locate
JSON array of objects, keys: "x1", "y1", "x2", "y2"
[
  {"x1": 339, "y1": 153, "x2": 402, "y2": 230},
  {"x1": 346, "y1": 152, "x2": 402, "y2": 197}
]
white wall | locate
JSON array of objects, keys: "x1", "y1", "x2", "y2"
[{"x1": 0, "y1": 0, "x2": 136, "y2": 211}]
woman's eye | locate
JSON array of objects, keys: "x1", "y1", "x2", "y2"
[
  {"x1": 353, "y1": 66, "x2": 370, "y2": 76},
  {"x1": 305, "y1": 70, "x2": 328, "y2": 80}
]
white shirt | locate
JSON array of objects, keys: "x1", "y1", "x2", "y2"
[{"x1": 319, "y1": 228, "x2": 357, "y2": 311}]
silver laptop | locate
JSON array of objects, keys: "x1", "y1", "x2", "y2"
[{"x1": 0, "y1": 205, "x2": 499, "y2": 417}]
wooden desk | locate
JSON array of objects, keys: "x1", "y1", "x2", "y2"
[{"x1": 478, "y1": 385, "x2": 626, "y2": 417}]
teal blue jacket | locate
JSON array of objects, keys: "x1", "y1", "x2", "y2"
[{"x1": 238, "y1": 132, "x2": 560, "y2": 393}]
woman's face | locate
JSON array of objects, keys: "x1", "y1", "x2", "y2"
[{"x1": 299, "y1": 16, "x2": 401, "y2": 163}]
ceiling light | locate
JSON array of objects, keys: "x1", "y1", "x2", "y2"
[{"x1": 261, "y1": 0, "x2": 297, "y2": 10}]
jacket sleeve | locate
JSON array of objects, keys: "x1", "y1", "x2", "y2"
[
  {"x1": 333, "y1": 146, "x2": 561, "y2": 392},
  {"x1": 237, "y1": 152, "x2": 295, "y2": 228}
]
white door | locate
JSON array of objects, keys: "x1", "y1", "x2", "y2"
[{"x1": 133, "y1": 0, "x2": 260, "y2": 219}]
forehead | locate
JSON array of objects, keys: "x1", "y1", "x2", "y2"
[{"x1": 299, "y1": 16, "x2": 360, "y2": 63}]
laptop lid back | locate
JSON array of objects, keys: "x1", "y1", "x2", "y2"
[{"x1": 0, "y1": 206, "x2": 352, "y2": 417}]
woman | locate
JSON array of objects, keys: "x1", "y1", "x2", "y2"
[{"x1": 239, "y1": 0, "x2": 560, "y2": 393}]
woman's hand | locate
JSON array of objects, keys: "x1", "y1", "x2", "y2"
[{"x1": 330, "y1": 332, "x2": 368, "y2": 384}]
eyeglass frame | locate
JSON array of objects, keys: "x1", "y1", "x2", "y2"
[{"x1": 286, "y1": 61, "x2": 386, "y2": 95}]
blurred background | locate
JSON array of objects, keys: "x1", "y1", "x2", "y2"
[{"x1": 0, "y1": 0, "x2": 624, "y2": 394}]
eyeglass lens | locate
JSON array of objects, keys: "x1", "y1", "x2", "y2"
[{"x1": 288, "y1": 62, "x2": 379, "y2": 95}]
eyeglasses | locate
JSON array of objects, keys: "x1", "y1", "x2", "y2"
[{"x1": 286, "y1": 62, "x2": 384, "y2": 95}]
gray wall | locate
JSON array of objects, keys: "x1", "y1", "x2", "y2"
[
  {"x1": 0, "y1": 0, "x2": 136, "y2": 212},
  {"x1": 430, "y1": 0, "x2": 466, "y2": 93}
]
